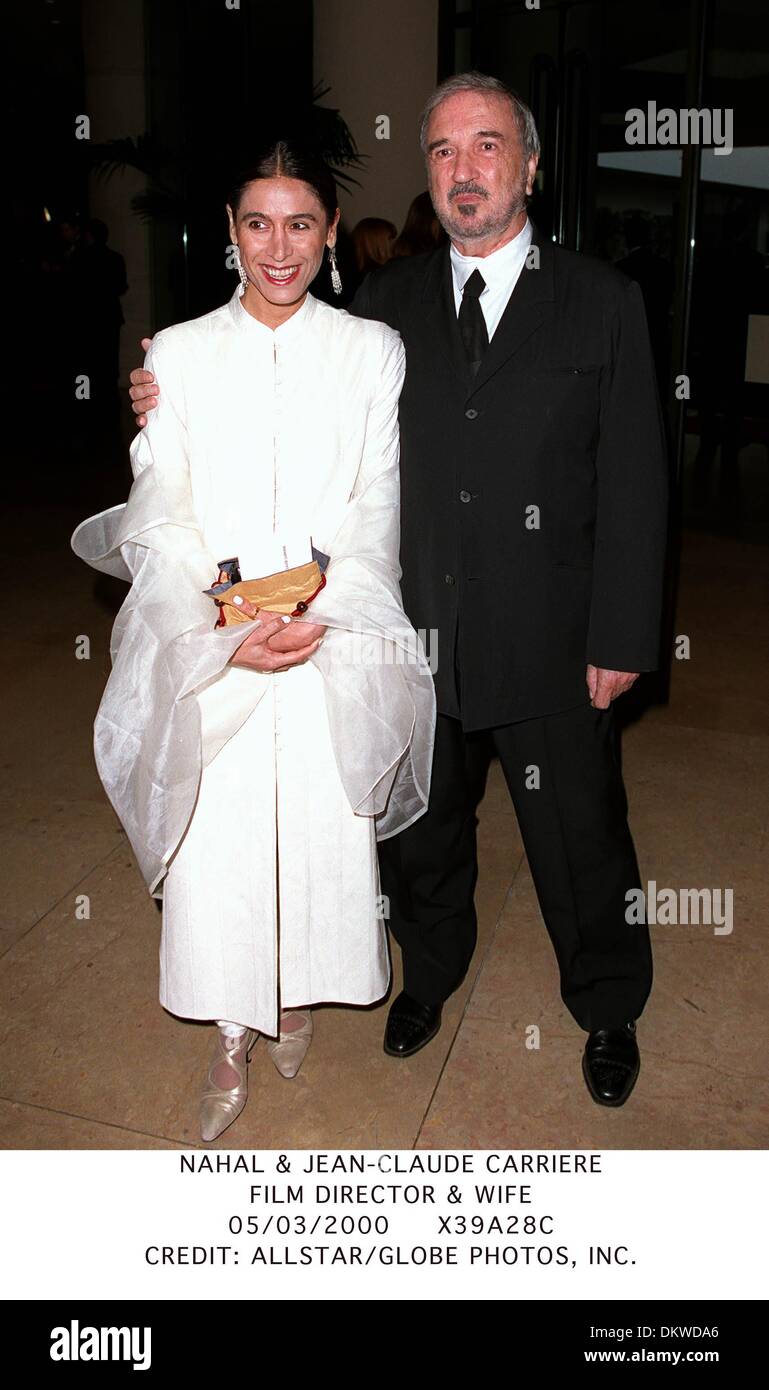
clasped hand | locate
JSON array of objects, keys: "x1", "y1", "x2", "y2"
[{"x1": 227, "y1": 595, "x2": 326, "y2": 674}]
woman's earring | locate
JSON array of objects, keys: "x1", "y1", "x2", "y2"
[
  {"x1": 233, "y1": 245, "x2": 248, "y2": 293},
  {"x1": 328, "y1": 244, "x2": 342, "y2": 296}
]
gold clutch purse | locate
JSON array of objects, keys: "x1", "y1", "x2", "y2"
[{"x1": 205, "y1": 556, "x2": 327, "y2": 627}]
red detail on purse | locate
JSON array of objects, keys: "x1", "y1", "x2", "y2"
[
  {"x1": 211, "y1": 571, "x2": 327, "y2": 628},
  {"x1": 291, "y1": 571, "x2": 327, "y2": 616}
]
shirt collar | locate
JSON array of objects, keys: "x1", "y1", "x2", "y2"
[
  {"x1": 450, "y1": 217, "x2": 532, "y2": 292},
  {"x1": 228, "y1": 284, "x2": 317, "y2": 340}
]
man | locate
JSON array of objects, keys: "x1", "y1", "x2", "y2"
[{"x1": 129, "y1": 72, "x2": 669, "y2": 1107}]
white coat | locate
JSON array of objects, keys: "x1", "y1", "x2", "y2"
[{"x1": 71, "y1": 287, "x2": 436, "y2": 1034}]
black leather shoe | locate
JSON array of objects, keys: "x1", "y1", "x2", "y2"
[
  {"x1": 582, "y1": 1021, "x2": 640, "y2": 1107},
  {"x1": 384, "y1": 990, "x2": 442, "y2": 1058}
]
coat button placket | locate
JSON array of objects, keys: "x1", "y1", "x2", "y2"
[{"x1": 273, "y1": 337, "x2": 283, "y2": 751}]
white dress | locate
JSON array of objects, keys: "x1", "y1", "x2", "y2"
[{"x1": 71, "y1": 287, "x2": 436, "y2": 1036}]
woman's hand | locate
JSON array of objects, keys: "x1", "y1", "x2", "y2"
[
  {"x1": 267, "y1": 619, "x2": 327, "y2": 654},
  {"x1": 228, "y1": 600, "x2": 324, "y2": 673}
]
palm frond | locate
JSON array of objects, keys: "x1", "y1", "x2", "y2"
[{"x1": 86, "y1": 134, "x2": 170, "y2": 183}]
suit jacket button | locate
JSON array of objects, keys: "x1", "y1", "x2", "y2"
[
  {"x1": 444, "y1": 573, "x2": 455, "y2": 585},
  {"x1": 459, "y1": 490, "x2": 472, "y2": 503},
  {"x1": 465, "y1": 407, "x2": 478, "y2": 419}
]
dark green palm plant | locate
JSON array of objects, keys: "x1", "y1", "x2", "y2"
[{"x1": 86, "y1": 84, "x2": 365, "y2": 226}]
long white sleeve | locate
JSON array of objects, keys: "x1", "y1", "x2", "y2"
[
  {"x1": 71, "y1": 332, "x2": 269, "y2": 894},
  {"x1": 295, "y1": 330, "x2": 436, "y2": 836}
]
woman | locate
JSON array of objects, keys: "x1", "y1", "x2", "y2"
[
  {"x1": 391, "y1": 191, "x2": 446, "y2": 258},
  {"x1": 349, "y1": 216, "x2": 396, "y2": 296},
  {"x1": 71, "y1": 141, "x2": 435, "y2": 1142}
]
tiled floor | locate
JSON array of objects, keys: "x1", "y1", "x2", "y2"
[{"x1": 1, "y1": 503, "x2": 767, "y2": 1150}]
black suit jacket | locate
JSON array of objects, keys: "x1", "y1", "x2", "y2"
[{"x1": 349, "y1": 223, "x2": 670, "y2": 731}]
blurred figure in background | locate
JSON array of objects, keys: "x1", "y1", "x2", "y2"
[
  {"x1": 348, "y1": 216, "x2": 396, "y2": 297},
  {"x1": 315, "y1": 196, "x2": 447, "y2": 305},
  {"x1": 391, "y1": 190, "x2": 446, "y2": 258},
  {"x1": 351, "y1": 216, "x2": 396, "y2": 274}
]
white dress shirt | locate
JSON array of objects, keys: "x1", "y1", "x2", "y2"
[{"x1": 450, "y1": 217, "x2": 533, "y2": 340}]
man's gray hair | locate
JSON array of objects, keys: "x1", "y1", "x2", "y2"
[{"x1": 419, "y1": 71, "x2": 541, "y2": 160}]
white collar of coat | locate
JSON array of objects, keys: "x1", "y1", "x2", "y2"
[{"x1": 228, "y1": 283, "x2": 318, "y2": 340}]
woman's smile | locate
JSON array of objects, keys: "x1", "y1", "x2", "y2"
[{"x1": 259, "y1": 263, "x2": 301, "y2": 286}]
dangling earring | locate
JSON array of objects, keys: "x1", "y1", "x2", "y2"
[
  {"x1": 328, "y1": 244, "x2": 342, "y2": 296},
  {"x1": 233, "y1": 244, "x2": 248, "y2": 293}
]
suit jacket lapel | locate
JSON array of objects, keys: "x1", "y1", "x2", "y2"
[
  {"x1": 419, "y1": 243, "x2": 473, "y2": 394},
  {"x1": 414, "y1": 223, "x2": 556, "y2": 398},
  {"x1": 469, "y1": 222, "x2": 555, "y2": 397}
]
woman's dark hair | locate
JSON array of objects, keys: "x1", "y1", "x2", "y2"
[{"x1": 226, "y1": 140, "x2": 339, "y2": 225}]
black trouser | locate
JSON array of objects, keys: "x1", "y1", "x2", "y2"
[{"x1": 378, "y1": 706, "x2": 652, "y2": 1033}]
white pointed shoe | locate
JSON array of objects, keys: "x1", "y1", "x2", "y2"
[
  {"x1": 266, "y1": 1010, "x2": 313, "y2": 1079},
  {"x1": 199, "y1": 1026, "x2": 259, "y2": 1142}
]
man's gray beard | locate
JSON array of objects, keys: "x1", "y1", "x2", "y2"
[{"x1": 435, "y1": 182, "x2": 527, "y2": 244}]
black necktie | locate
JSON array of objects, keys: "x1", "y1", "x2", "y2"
[{"x1": 458, "y1": 268, "x2": 489, "y2": 376}]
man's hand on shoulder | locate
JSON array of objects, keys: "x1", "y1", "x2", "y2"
[
  {"x1": 129, "y1": 337, "x2": 159, "y2": 428},
  {"x1": 586, "y1": 664, "x2": 639, "y2": 708}
]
